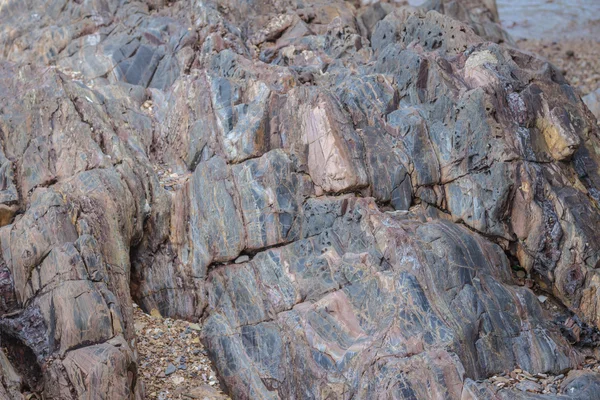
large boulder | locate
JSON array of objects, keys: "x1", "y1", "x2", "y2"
[{"x1": 2, "y1": 0, "x2": 600, "y2": 399}]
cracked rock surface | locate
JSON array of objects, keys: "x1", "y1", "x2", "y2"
[{"x1": 2, "y1": 0, "x2": 600, "y2": 399}]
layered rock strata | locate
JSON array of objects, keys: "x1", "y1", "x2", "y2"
[{"x1": 1, "y1": 0, "x2": 600, "y2": 399}]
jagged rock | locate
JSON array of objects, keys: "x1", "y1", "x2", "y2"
[
  {"x1": 202, "y1": 199, "x2": 579, "y2": 398},
  {"x1": 420, "y1": 0, "x2": 514, "y2": 45},
  {"x1": 2, "y1": 0, "x2": 600, "y2": 399}
]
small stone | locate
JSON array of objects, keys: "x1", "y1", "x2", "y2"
[
  {"x1": 566, "y1": 50, "x2": 575, "y2": 57},
  {"x1": 516, "y1": 380, "x2": 542, "y2": 393},
  {"x1": 134, "y1": 322, "x2": 146, "y2": 331},
  {"x1": 172, "y1": 375, "x2": 184, "y2": 385},
  {"x1": 517, "y1": 270, "x2": 526, "y2": 278},
  {"x1": 235, "y1": 255, "x2": 250, "y2": 264},
  {"x1": 525, "y1": 279, "x2": 534, "y2": 288},
  {"x1": 165, "y1": 363, "x2": 177, "y2": 375},
  {"x1": 537, "y1": 295, "x2": 548, "y2": 303},
  {"x1": 189, "y1": 323, "x2": 202, "y2": 331},
  {"x1": 490, "y1": 376, "x2": 510, "y2": 383}
]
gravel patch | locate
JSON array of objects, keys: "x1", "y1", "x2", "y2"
[
  {"x1": 485, "y1": 358, "x2": 600, "y2": 395},
  {"x1": 133, "y1": 304, "x2": 230, "y2": 400}
]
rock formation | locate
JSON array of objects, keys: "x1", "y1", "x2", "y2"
[{"x1": 1, "y1": 0, "x2": 600, "y2": 398}]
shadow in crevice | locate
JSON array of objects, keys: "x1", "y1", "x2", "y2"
[{"x1": 0, "y1": 331, "x2": 43, "y2": 394}]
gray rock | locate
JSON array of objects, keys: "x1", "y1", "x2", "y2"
[
  {"x1": 165, "y1": 364, "x2": 176, "y2": 375},
  {"x1": 234, "y1": 255, "x2": 250, "y2": 264},
  {"x1": 1, "y1": 0, "x2": 600, "y2": 399},
  {"x1": 516, "y1": 380, "x2": 543, "y2": 393}
]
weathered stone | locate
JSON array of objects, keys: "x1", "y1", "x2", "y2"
[
  {"x1": 203, "y1": 199, "x2": 579, "y2": 398},
  {"x1": 232, "y1": 149, "x2": 312, "y2": 250},
  {"x1": 2, "y1": 0, "x2": 600, "y2": 399},
  {"x1": 165, "y1": 363, "x2": 177, "y2": 376}
]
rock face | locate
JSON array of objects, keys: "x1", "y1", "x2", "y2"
[{"x1": 2, "y1": 0, "x2": 600, "y2": 399}]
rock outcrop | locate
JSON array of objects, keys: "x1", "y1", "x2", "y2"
[{"x1": 2, "y1": 0, "x2": 600, "y2": 399}]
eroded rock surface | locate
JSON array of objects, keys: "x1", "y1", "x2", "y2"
[{"x1": 2, "y1": 0, "x2": 600, "y2": 399}]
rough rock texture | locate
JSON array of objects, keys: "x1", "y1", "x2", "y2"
[{"x1": 2, "y1": 0, "x2": 600, "y2": 399}]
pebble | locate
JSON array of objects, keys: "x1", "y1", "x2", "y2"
[
  {"x1": 537, "y1": 295, "x2": 548, "y2": 303},
  {"x1": 189, "y1": 323, "x2": 202, "y2": 331},
  {"x1": 516, "y1": 380, "x2": 542, "y2": 393},
  {"x1": 491, "y1": 376, "x2": 511, "y2": 384},
  {"x1": 235, "y1": 255, "x2": 250, "y2": 264},
  {"x1": 165, "y1": 363, "x2": 177, "y2": 376}
]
